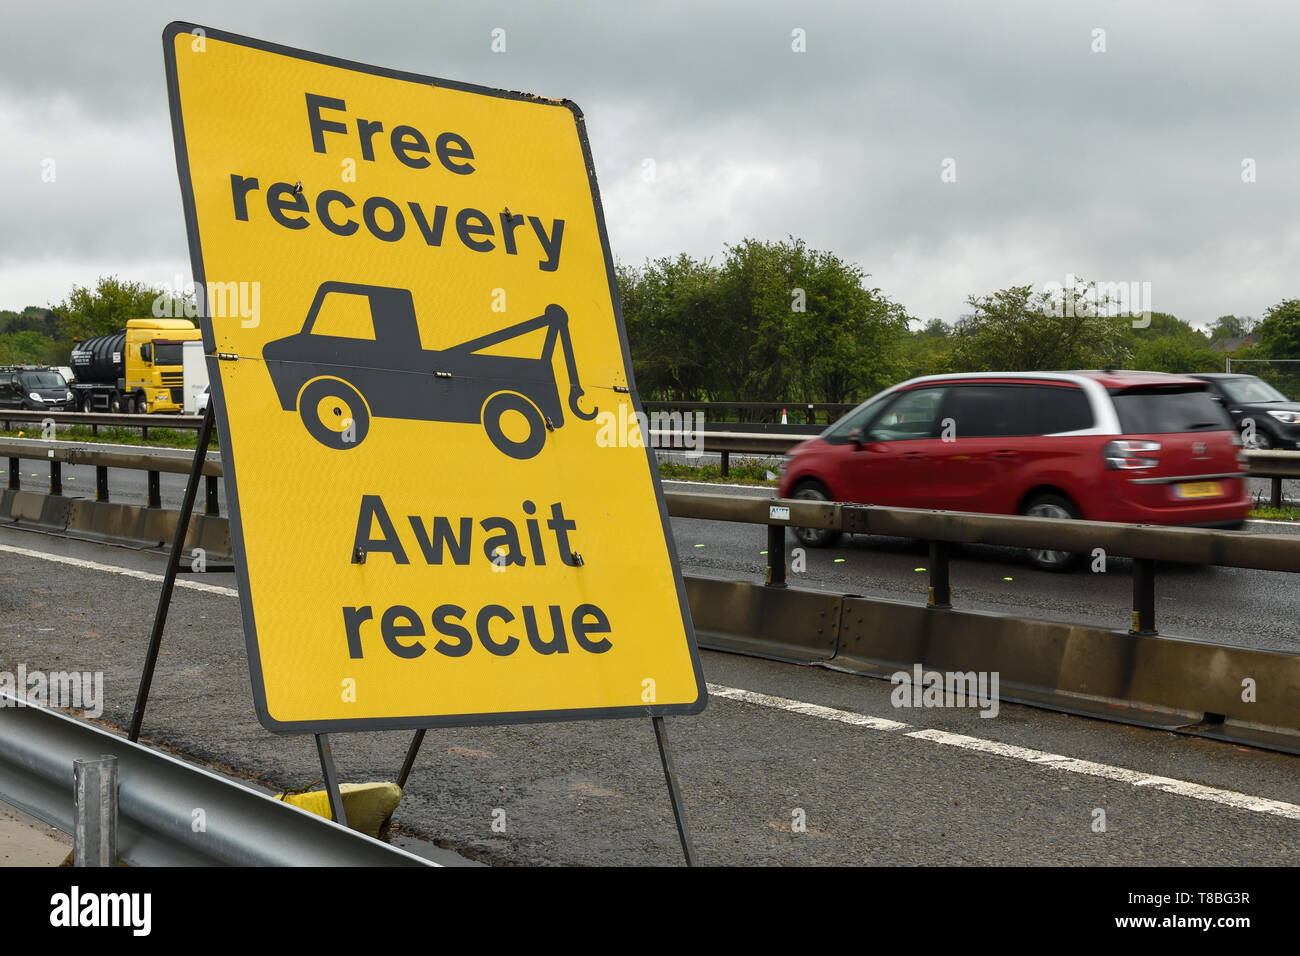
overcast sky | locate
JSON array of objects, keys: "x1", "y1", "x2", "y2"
[{"x1": 3, "y1": 0, "x2": 1298, "y2": 329}]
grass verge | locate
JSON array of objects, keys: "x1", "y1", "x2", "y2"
[
  {"x1": 658, "y1": 460, "x2": 780, "y2": 486},
  {"x1": 1248, "y1": 505, "x2": 1300, "y2": 521}
]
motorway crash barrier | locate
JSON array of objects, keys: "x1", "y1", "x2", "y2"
[
  {"x1": 0, "y1": 489, "x2": 72, "y2": 533},
  {"x1": 3, "y1": 443, "x2": 1300, "y2": 753},
  {"x1": 62, "y1": 498, "x2": 232, "y2": 557}
]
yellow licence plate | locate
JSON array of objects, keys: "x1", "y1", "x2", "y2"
[{"x1": 1173, "y1": 481, "x2": 1223, "y2": 499}]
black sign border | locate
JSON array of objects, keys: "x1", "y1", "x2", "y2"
[{"x1": 162, "y1": 21, "x2": 708, "y2": 733}]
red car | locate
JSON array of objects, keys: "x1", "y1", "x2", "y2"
[{"x1": 778, "y1": 371, "x2": 1250, "y2": 569}]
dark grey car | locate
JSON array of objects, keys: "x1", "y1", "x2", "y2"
[{"x1": 1188, "y1": 373, "x2": 1300, "y2": 449}]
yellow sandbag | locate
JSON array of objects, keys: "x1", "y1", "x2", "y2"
[{"x1": 279, "y1": 782, "x2": 402, "y2": 838}]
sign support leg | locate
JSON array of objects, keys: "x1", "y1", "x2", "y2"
[
  {"x1": 652, "y1": 716, "x2": 696, "y2": 866},
  {"x1": 129, "y1": 402, "x2": 216, "y2": 742},
  {"x1": 377, "y1": 728, "x2": 426, "y2": 839},
  {"x1": 396, "y1": 729, "x2": 426, "y2": 789},
  {"x1": 315, "y1": 733, "x2": 349, "y2": 827}
]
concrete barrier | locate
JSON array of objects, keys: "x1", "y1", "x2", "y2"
[
  {"x1": 685, "y1": 577, "x2": 841, "y2": 663},
  {"x1": 687, "y1": 576, "x2": 1300, "y2": 754},
  {"x1": 1, "y1": 489, "x2": 72, "y2": 534},
  {"x1": 2, "y1": 494, "x2": 233, "y2": 562}
]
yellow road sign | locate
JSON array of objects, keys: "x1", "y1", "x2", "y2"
[{"x1": 163, "y1": 23, "x2": 706, "y2": 732}]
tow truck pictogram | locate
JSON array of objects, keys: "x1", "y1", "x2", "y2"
[{"x1": 263, "y1": 282, "x2": 599, "y2": 459}]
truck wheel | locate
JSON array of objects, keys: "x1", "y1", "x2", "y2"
[
  {"x1": 108, "y1": 394, "x2": 123, "y2": 413},
  {"x1": 483, "y1": 391, "x2": 546, "y2": 460},
  {"x1": 298, "y1": 378, "x2": 370, "y2": 450}
]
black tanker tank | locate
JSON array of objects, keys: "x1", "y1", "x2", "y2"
[{"x1": 70, "y1": 331, "x2": 127, "y2": 385}]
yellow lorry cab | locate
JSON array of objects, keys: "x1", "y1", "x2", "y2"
[{"x1": 71, "y1": 318, "x2": 202, "y2": 413}]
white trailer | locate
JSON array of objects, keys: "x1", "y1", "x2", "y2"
[{"x1": 181, "y1": 340, "x2": 210, "y2": 414}]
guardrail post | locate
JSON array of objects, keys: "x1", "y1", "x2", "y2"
[
  {"x1": 1131, "y1": 558, "x2": 1157, "y2": 635},
  {"x1": 147, "y1": 471, "x2": 161, "y2": 509},
  {"x1": 7, "y1": 456, "x2": 17, "y2": 491},
  {"x1": 205, "y1": 475, "x2": 219, "y2": 516},
  {"x1": 719, "y1": 450, "x2": 730, "y2": 477},
  {"x1": 91, "y1": 423, "x2": 98, "y2": 438},
  {"x1": 928, "y1": 541, "x2": 951, "y2": 608},
  {"x1": 141, "y1": 425, "x2": 149, "y2": 441},
  {"x1": 765, "y1": 524, "x2": 787, "y2": 588},
  {"x1": 49, "y1": 459, "x2": 62, "y2": 496},
  {"x1": 1272, "y1": 477, "x2": 1283, "y2": 510},
  {"x1": 73, "y1": 755, "x2": 118, "y2": 867},
  {"x1": 95, "y1": 465, "x2": 109, "y2": 502}
]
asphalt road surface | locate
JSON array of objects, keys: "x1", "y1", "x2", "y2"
[{"x1": 1, "y1": 523, "x2": 1297, "y2": 866}]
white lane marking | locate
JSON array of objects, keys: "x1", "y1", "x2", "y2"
[
  {"x1": 707, "y1": 683, "x2": 911, "y2": 730},
  {"x1": 0, "y1": 542, "x2": 237, "y2": 597},
  {"x1": 662, "y1": 479, "x2": 777, "y2": 493},
  {"x1": 906, "y1": 728, "x2": 1300, "y2": 822},
  {"x1": 709, "y1": 682, "x2": 1300, "y2": 822}
]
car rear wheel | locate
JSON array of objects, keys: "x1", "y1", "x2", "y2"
[
  {"x1": 790, "y1": 482, "x2": 841, "y2": 548},
  {"x1": 1021, "y1": 493, "x2": 1081, "y2": 572}
]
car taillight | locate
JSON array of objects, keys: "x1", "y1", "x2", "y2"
[{"x1": 1103, "y1": 439, "x2": 1161, "y2": 470}]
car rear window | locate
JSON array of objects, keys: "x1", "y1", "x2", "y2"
[{"x1": 1110, "y1": 385, "x2": 1232, "y2": 434}]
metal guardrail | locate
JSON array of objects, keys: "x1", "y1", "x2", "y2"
[
  {"x1": 663, "y1": 490, "x2": 1300, "y2": 637},
  {"x1": 0, "y1": 409, "x2": 202, "y2": 439},
  {"x1": 0, "y1": 689, "x2": 434, "y2": 866},
  {"x1": 0, "y1": 438, "x2": 221, "y2": 512}
]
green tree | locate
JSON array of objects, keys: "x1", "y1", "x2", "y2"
[
  {"x1": 1128, "y1": 335, "x2": 1221, "y2": 374},
  {"x1": 54, "y1": 276, "x2": 175, "y2": 343},
  {"x1": 618, "y1": 237, "x2": 909, "y2": 409},
  {"x1": 1122, "y1": 311, "x2": 1219, "y2": 372},
  {"x1": 0, "y1": 330, "x2": 60, "y2": 365},
  {"x1": 1255, "y1": 299, "x2": 1300, "y2": 358},
  {"x1": 1207, "y1": 314, "x2": 1257, "y2": 343},
  {"x1": 618, "y1": 254, "x2": 721, "y2": 400},
  {"x1": 900, "y1": 320, "x2": 955, "y2": 378},
  {"x1": 712, "y1": 237, "x2": 908, "y2": 405},
  {"x1": 949, "y1": 282, "x2": 1131, "y2": 372}
]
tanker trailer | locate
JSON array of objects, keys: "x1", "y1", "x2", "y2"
[{"x1": 69, "y1": 318, "x2": 201, "y2": 413}]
